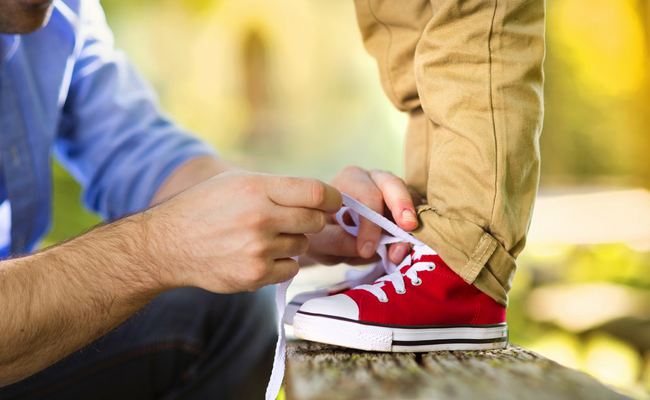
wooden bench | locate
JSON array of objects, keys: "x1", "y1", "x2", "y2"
[{"x1": 285, "y1": 341, "x2": 631, "y2": 400}]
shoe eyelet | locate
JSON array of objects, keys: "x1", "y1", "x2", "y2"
[
  {"x1": 379, "y1": 297, "x2": 389, "y2": 303},
  {"x1": 427, "y1": 263, "x2": 436, "y2": 271},
  {"x1": 396, "y1": 288, "x2": 406, "y2": 295},
  {"x1": 412, "y1": 278, "x2": 423, "y2": 286}
]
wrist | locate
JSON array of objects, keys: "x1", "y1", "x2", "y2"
[
  {"x1": 73, "y1": 211, "x2": 171, "y2": 299},
  {"x1": 134, "y1": 204, "x2": 190, "y2": 292},
  {"x1": 125, "y1": 210, "x2": 178, "y2": 295}
]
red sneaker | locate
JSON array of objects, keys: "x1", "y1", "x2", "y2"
[{"x1": 293, "y1": 245, "x2": 507, "y2": 352}]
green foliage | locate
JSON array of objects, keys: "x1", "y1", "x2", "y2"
[
  {"x1": 43, "y1": 161, "x2": 101, "y2": 247},
  {"x1": 566, "y1": 244, "x2": 650, "y2": 289},
  {"x1": 101, "y1": 0, "x2": 221, "y2": 19}
]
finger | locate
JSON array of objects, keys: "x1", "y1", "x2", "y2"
[
  {"x1": 307, "y1": 224, "x2": 360, "y2": 260},
  {"x1": 267, "y1": 176, "x2": 342, "y2": 214},
  {"x1": 332, "y1": 167, "x2": 384, "y2": 259},
  {"x1": 388, "y1": 243, "x2": 411, "y2": 264},
  {"x1": 369, "y1": 170, "x2": 419, "y2": 231},
  {"x1": 407, "y1": 187, "x2": 425, "y2": 206},
  {"x1": 268, "y1": 233, "x2": 310, "y2": 260},
  {"x1": 356, "y1": 195, "x2": 384, "y2": 259},
  {"x1": 272, "y1": 206, "x2": 327, "y2": 234},
  {"x1": 325, "y1": 213, "x2": 336, "y2": 224},
  {"x1": 266, "y1": 258, "x2": 300, "y2": 286}
]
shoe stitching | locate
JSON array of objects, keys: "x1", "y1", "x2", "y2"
[{"x1": 365, "y1": 0, "x2": 404, "y2": 109}]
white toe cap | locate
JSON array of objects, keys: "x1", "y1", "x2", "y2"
[{"x1": 298, "y1": 294, "x2": 359, "y2": 320}]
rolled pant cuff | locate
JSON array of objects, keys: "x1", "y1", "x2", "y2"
[{"x1": 413, "y1": 206, "x2": 514, "y2": 307}]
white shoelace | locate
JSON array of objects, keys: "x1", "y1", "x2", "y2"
[
  {"x1": 264, "y1": 193, "x2": 432, "y2": 400},
  {"x1": 353, "y1": 244, "x2": 436, "y2": 302}
]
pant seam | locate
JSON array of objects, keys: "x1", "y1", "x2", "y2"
[
  {"x1": 365, "y1": 0, "x2": 406, "y2": 110},
  {"x1": 423, "y1": 113, "x2": 431, "y2": 191},
  {"x1": 487, "y1": 0, "x2": 500, "y2": 232}
]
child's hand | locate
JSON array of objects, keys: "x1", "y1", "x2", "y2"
[{"x1": 305, "y1": 166, "x2": 422, "y2": 266}]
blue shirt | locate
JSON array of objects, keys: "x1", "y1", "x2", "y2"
[{"x1": 0, "y1": 0, "x2": 215, "y2": 257}]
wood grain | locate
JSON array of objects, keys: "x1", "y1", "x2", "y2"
[{"x1": 286, "y1": 341, "x2": 631, "y2": 400}]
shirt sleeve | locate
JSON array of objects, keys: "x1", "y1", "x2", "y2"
[{"x1": 54, "y1": 0, "x2": 217, "y2": 219}]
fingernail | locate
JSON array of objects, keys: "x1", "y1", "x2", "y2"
[
  {"x1": 392, "y1": 245, "x2": 409, "y2": 262},
  {"x1": 361, "y1": 242, "x2": 375, "y2": 258},
  {"x1": 402, "y1": 209, "x2": 418, "y2": 225}
]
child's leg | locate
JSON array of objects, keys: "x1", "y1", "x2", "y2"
[
  {"x1": 353, "y1": 0, "x2": 434, "y2": 194},
  {"x1": 354, "y1": 0, "x2": 545, "y2": 306}
]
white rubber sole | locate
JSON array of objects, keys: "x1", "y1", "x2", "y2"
[{"x1": 293, "y1": 311, "x2": 508, "y2": 352}]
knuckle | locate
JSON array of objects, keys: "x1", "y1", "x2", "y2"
[
  {"x1": 300, "y1": 210, "x2": 326, "y2": 233},
  {"x1": 248, "y1": 260, "x2": 269, "y2": 282},
  {"x1": 249, "y1": 237, "x2": 269, "y2": 258},
  {"x1": 246, "y1": 210, "x2": 269, "y2": 230},
  {"x1": 315, "y1": 211, "x2": 327, "y2": 231},
  {"x1": 283, "y1": 176, "x2": 307, "y2": 196},
  {"x1": 384, "y1": 174, "x2": 405, "y2": 186},
  {"x1": 293, "y1": 235, "x2": 309, "y2": 255},
  {"x1": 342, "y1": 165, "x2": 362, "y2": 175},
  {"x1": 238, "y1": 177, "x2": 260, "y2": 197},
  {"x1": 359, "y1": 191, "x2": 383, "y2": 210},
  {"x1": 309, "y1": 180, "x2": 327, "y2": 207},
  {"x1": 247, "y1": 283, "x2": 263, "y2": 292}
]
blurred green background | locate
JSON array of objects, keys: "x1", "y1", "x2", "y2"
[{"x1": 47, "y1": 0, "x2": 650, "y2": 397}]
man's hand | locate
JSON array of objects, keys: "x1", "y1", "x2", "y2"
[
  {"x1": 0, "y1": 171, "x2": 340, "y2": 386},
  {"x1": 306, "y1": 166, "x2": 422, "y2": 266},
  {"x1": 149, "y1": 171, "x2": 342, "y2": 293}
]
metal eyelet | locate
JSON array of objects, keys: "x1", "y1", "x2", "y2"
[
  {"x1": 396, "y1": 288, "x2": 406, "y2": 295},
  {"x1": 427, "y1": 263, "x2": 436, "y2": 271},
  {"x1": 412, "y1": 278, "x2": 423, "y2": 286},
  {"x1": 379, "y1": 297, "x2": 389, "y2": 303}
]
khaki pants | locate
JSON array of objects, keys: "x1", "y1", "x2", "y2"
[{"x1": 354, "y1": 0, "x2": 545, "y2": 306}]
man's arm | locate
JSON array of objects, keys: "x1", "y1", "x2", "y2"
[
  {"x1": 0, "y1": 213, "x2": 162, "y2": 387},
  {"x1": 0, "y1": 173, "x2": 341, "y2": 387}
]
